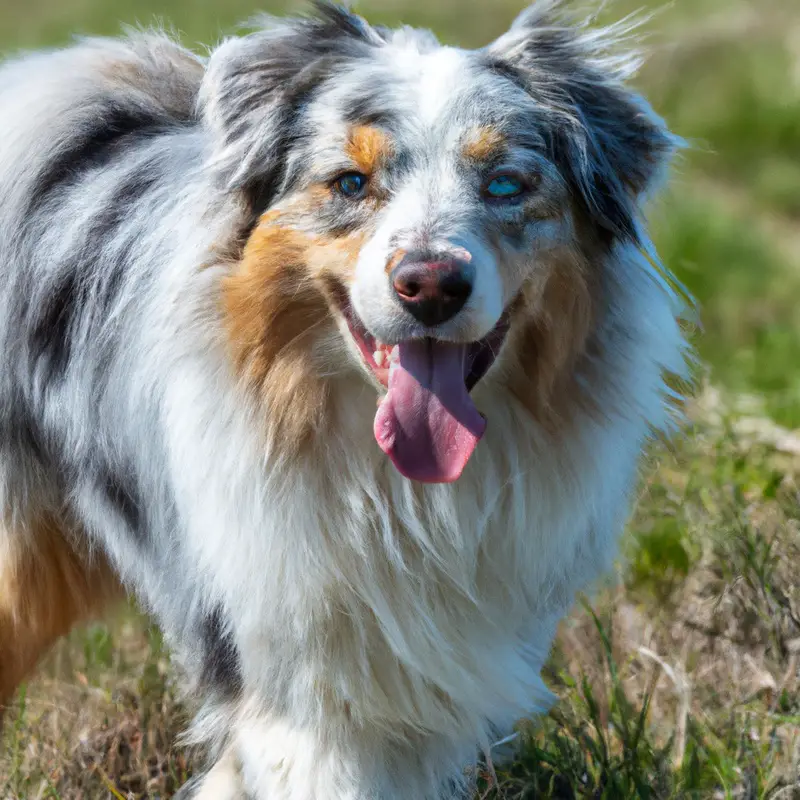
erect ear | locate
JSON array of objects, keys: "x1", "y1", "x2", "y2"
[
  {"x1": 199, "y1": 2, "x2": 382, "y2": 213},
  {"x1": 485, "y1": 1, "x2": 678, "y2": 243}
]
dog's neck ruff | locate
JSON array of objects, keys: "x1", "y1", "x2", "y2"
[{"x1": 169, "y1": 235, "x2": 682, "y2": 744}]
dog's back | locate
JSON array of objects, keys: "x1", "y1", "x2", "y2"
[{"x1": 0, "y1": 35, "x2": 202, "y2": 224}]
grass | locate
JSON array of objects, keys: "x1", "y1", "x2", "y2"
[{"x1": 1, "y1": 0, "x2": 800, "y2": 797}]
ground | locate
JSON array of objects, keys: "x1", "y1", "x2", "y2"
[{"x1": 1, "y1": 0, "x2": 800, "y2": 797}]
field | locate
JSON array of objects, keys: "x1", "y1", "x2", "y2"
[{"x1": 1, "y1": 0, "x2": 800, "y2": 797}]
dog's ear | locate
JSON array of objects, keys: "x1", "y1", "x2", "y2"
[
  {"x1": 200, "y1": 2, "x2": 381, "y2": 213},
  {"x1": 485, "y1": 2, "x2": 678, "y2": 242}
]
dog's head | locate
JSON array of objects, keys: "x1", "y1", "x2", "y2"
[{"x1": 207, "y1": 1, "x2": 677, "y2": 483}]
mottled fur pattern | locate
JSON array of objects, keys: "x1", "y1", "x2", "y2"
[{"x1": 0, "y1": 2, "x2": 690, "y2": 797}]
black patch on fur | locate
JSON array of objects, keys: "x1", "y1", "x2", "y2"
[
  {"x1": 27, "y1": 164, "x2": 162, "y2": 383},
  {"x1": 29, "y1": 269, "x2": 82, "y2": 382},
  {"x1": 3, "y1": 399, "x2": 49, "y2": 466},
  {"x1": 201, "y1": 607, "x2": 243, "y2": 698},
  {"x1": 479, "y1": 55, "x2": 530, "y2": 93},
  {"x1": 244, "y1": 163, "x2": 288, "y2": 224},
  {"x1": 100, "y1": 467, "x2": 144, "y2": 537},
  {"x1": 0, "y1": 394, "x2": 78, "y2": 497},
  {"x1": 308, "y1": 1, "x2": 379, "y2": 43},
  {"x1": 341, "y1": 95, "x2": 398, "y2": 130},
  {"x1": 26, "y1": 101, "x2": 175, "y2": 215}
]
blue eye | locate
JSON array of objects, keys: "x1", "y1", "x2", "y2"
[
  {"x1": 485, "y1": 175, "x2": 525, "y2": 200},
  {"x1": 334, "y1": 172, "x2": 368, "y2": 198}
]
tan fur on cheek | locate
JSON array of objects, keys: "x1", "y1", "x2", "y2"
[
  {"x1": 224, "y1": 213, "x2": 371, "y2": 451},
  {"x1": 345, "y1": 126, "x2": 393, "y2": 175},
  {"x1": 507, "y1": 251, "x2": 598, "y2": 431},
  {"x1": 223, "y1": 220, "x2": 335, "y2": 450},
  {"x1": 0, "y1": 517, "x2": 121, "y2": 705},
  {"x1": 309, "y1": 229, "x2": 368, "y2": 283}
]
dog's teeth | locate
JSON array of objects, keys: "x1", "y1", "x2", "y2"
[{"x1": 373, "y1": 351, "x2": 385, "y2": 367}]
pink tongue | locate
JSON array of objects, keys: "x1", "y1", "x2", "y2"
[{"x1": 373, "y1": 340, "x2": 486, "y2": 483}]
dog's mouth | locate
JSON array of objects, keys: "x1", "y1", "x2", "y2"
[{"x1": 337, "y1": 293, "x2": 509, "y2": 484}]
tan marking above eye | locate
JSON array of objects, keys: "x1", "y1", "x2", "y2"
[
  {"x1": 344, "y1": 125, "x2": 394, "y2": 175},
  {"x1": 462, "y1": 126, "x2": 506, "y2": 163}
]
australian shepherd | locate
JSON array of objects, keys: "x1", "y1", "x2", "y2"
[{"x1": 0, "y1": 2, "x2": 690, "y2": 797}]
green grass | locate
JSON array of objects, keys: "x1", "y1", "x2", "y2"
[
  {"x1": 653, "y1": 193, "x2": 800, "y2": 427},
  {"x1": 1, "y1": 0, "x2": 800, "y2": 797}
]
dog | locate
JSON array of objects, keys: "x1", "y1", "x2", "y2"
[{"x1": 0, "y1": 2, "x2": 691, "y2": 797}]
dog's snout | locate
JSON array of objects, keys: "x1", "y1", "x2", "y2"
[{"x1": 390, "y1": 257, "x2": 473, "y2": 327}]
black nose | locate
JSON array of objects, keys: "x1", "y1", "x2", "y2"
[{"x1": 390, "y1": 257, "x2": 473, "y2": 328}]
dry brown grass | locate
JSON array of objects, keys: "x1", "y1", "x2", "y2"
[{"x1": 1, "y1": 617, "x2": 199, "y2": 799}]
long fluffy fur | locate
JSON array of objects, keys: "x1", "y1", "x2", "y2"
[{"x1": 0, "y1": 3, "x2": 690, "y2": 798}]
